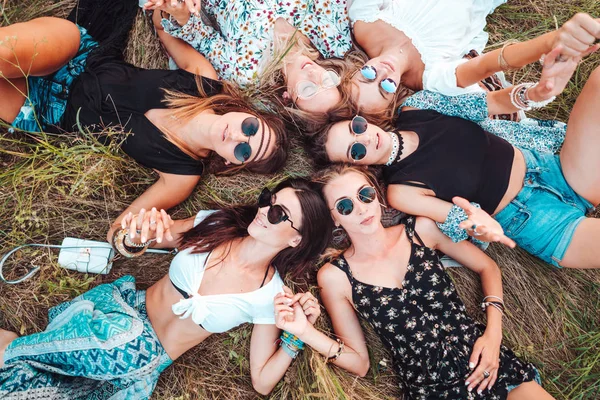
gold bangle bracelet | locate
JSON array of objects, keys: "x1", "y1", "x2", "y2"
[
  {"x1": 498, "y1": 40, "x2": 519, "y2": 71},
  {"x1": 113, "y1": 229, "x2": 149, "y2": 258}
]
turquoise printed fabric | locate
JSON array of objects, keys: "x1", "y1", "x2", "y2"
[
  {"x1": 11, "y1": 26, "x2": 98, "y2": 133},
  {"x1": 0, "y1": 276, "x2": 172, "y2": 400}
]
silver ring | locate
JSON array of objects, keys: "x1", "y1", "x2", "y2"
[
  {"x1": 150, "y1": 220, "x2": 157, "y2": 226},
  {"x1": 136, "y1": 229, "x2": 142, "y2": 234},
  {"x1": 483, "y1": 370, "x2": 491, "y2": 379},
  {"x1": 556, "y1": 54, "x2": 568, "y2": 63}
]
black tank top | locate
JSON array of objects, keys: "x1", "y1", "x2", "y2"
[{"x1": 383, "y1": 109, "x2": 514, "y2": 214}]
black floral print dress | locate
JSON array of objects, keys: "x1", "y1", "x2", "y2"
[{"x1": 331, "y1": 216, "x2": 539, "y2": 400}]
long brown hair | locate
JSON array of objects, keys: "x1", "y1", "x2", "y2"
[
  {"x1": 312, "y1": 164, "x2": 385, "y2": 261},
  {"x1": 179, "y1": 178, "x2": 334, "y2": 279},
  {"x1": 163, "y1": 77, "x2": 289, "y2": 175}
]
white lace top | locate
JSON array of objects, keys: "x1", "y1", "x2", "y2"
[{"x1": 349, "y1": 0, "x2": 507, "y2": 95}]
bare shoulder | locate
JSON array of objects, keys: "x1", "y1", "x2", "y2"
[
  {"x1": 317, "y1": 261, "x2": 346, "y2": 286},
  {"x1": 414, "y1": 216, "x2": 443, "y2": 249}
]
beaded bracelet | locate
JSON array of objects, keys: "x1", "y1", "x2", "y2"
[
  {"x1": 327, "y1": 339, "x2": 345, "y2": 363},
  {"x1": 279, "y1": 340, "x2": 299, "y2": 359},
  {"x1": 281, "y1": 331, "x2": 305, "y2": 351},
  {"x1": 481, "y1": 295, "x2": 505, "y2": 316}
]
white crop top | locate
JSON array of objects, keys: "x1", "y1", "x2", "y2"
[{"x1": 168, "y1": 210, "x2": 284, "y2": 333}]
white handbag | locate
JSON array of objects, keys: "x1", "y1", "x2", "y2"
[{"x1": 0, "y1": 238, "x2": 173, "y2": 284}]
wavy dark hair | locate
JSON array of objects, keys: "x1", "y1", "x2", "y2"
[
  {"x1": 163, "y1": 77, "x2": 290, "y2": 175},
  {"x1": 178, "y1": 178, "x2": 333, "y2": 279}
]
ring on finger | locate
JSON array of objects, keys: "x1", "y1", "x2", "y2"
[
  {"x1": 136, "y1": 229, "x2": 142, "y2": 234},
  {"x1": 556, "y1": 54, "x2": 568, "y2": 62},
  {"x1": 483, "y1": 370, "x2": 490, "y2": 379},
  {"x1": 150, "y1": 220, "x2": 157, "y2": 226}
]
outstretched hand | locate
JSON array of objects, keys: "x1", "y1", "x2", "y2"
[{"x1": 453, "y1": 197, "x2": 516, "y2": 249}]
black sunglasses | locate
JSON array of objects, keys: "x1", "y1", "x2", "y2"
[
  {"x1": 257, "y1": 188, "x2": 301, "y2": 232},
  {"x1": 233, "y1": 117, "x2": 261, "y2": 163},
  {"x1": 347, "y1": 115, "x2": 369, "y2": 161},
  {"x1": 333, "y1": 186, "x2": 377, "y2": 216}
]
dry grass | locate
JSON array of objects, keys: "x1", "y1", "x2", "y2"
[{"x1": 1, "y1": 0, "x2": 600, "y2": 399}]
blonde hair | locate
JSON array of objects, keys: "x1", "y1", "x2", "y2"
[
  {"x1": 162, "y1": 77, "x2": 290, "y2": 175},
  {"x1": 312, "y1": 164, "x2": 386, "y2": 262}
]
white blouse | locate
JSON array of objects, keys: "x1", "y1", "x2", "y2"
[{"x1": 349, "y1": 0, "x2": 507, "y2": 95}]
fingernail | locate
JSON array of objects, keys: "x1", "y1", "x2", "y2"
[
  {"x1": 477, "y1": 390, "x2": 482, "y2": 395},
  {"x1": 467, "y1": 387, "x2": 473, "y2": 392},
  {"x1": 157, "y1": 238, "x2": 162, "y2": 243},
  {"x1": 469, "y1": 362, "x2": 475, "y2": 369},
  {"x1": 465, "y1": 381, "x2": 470, "y2": 386},
  {"x1": 141, "y1": 237, "x2": 146, "y2": 242}
]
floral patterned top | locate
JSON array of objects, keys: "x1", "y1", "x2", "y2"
[
  {"x1": 331, "y1": 216, "x2": 540, "y2": 399},
  {"x1": 162, "y1": 0, "x2": 352, "y2": 86}
]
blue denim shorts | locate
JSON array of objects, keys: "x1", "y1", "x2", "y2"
[
  {"x1": 507, "y1": 368, "x2": 542, "y2": 392},
  {"x1": 495, "y1": 148, "x2": 594, "y2": 267},
  {"x1": 10, "y1": 26, "x2": 97, "y2": 132}
]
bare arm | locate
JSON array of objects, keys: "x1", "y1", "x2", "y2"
[
  {"x1": 151, "y1": 10, "x2": 218, "y2": 78},
  {"x1": 387, "y1": 184, "x2": 453, "y2": 223},
  {"x1": 106, "y1": 171, "x2": 200, "y2": 242},
  {"x1": 456, "y1": 13, "x2": 600, "y2": 89},
  {"x1": 249, "y1": 323, "x2": 293, "y2": 396},
  {"x1": 297, "y1": 264, "x2": 370, "y2": 377}
]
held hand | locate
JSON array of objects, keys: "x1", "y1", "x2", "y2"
[
  {"x1": 466, "y1": 331, "x2": 502, "y2": 394},
  {"x1": 453, "y1": 197, "x2": 516, "y2": 249},
  {"x1": 554, "y1": 13, "x2": 600, "y2": 57},
  {"x1": 142, "y1": 0, "x2": 199, "y2": 24},
  {"x1": 274, "y1": 286, "x2": 310, "y2": 338},
  {"x1": 529, "y1": 46, "x2": 585, "y2": 102},
  {"x1": 121, "y1": 208, "x2": 175, "y2": 244},
  {"x1": 297, "y1": 291, "x2": 321, "y2": 325}
]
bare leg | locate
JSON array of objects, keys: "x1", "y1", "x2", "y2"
[
  {"x1": 507, "y1": 381, "x2": 555, "y2": 400},
  {"x1": 559, "y1": 218, "x2": 600, "y2": 269},
  {"x1": 0, "y1": 329, "x2": 18, "y2": 368},
  {"x1": 0, "y1": 17, "x2": 80, "y2": 79},
  {"x1": 0, "y1": 77, "x2": 26, "y2": 124},
  {"x1": 560, "y1": 66, "x2": 600, "y2": 206}
]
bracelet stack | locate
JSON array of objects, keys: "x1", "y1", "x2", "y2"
[
  {"x1": 509, "y1": 82, "x2": 555, "y2": 111},
  {"x1": 279, "y1": 331, "x2": 305, "y2": 359},
  {"x1": 327, "y1": 338, "x2": 345, "y2": 363},
  {"x1": 112, "y1": 229, "x2": 151, "y2": 258},
  {"x1": 481, "y1": 295, "x2": 505, "y2": 316}
]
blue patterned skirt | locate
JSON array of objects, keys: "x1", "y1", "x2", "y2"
[{"x1": 0, "y1": 276, "x2": 172, "y2": 400}]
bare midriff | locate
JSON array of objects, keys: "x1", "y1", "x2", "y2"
[
  {"x1": 493, "y1": 147, "x2": 527, "y2": 216},
  {"x1": 146, "y1": 275, "x2": 212, "y2": 361}
]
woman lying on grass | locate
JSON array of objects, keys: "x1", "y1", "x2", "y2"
[
  {"x1": 0, "y1": 0, "x2": 288, "y2": 245},
  {"x1": 275, "y1": 165, "x2": 552, "y2": 399},
  {"x1": 0, "y1": 178, "x2": 331, "y2": 398},
  {"x1": 307, "y1": 43, "x2": 600, "y2": 269},
  {"x1": 343, "y1": 6, "x2": 600, "y2": 121},
  {"x1": 143, "y1": 0, "x2": 352, "y2": 115}
]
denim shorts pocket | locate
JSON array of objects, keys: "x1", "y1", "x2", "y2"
[{"x1": 498, "y1": 204, "x2": 531, "y2": 238}]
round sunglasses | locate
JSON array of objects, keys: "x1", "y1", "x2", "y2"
[
  {"x1": 295, "y1": 70, "x2": 341, "y2": 101},
  {"x1": 360, "y1": 65, "x2": 398, "y2": 94},
  {"x1": 233, "y1": 117, "x2": 261, "y2": 163},
  {"x1": 333, "y1": 186, "x2": 377, "y2": 216},
  {"x1": 347, "y1": 115, "x2": 369, "y2": 161},
  {"x1": 257, "y1": 188, "x2": 301, "y2": 233}
]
